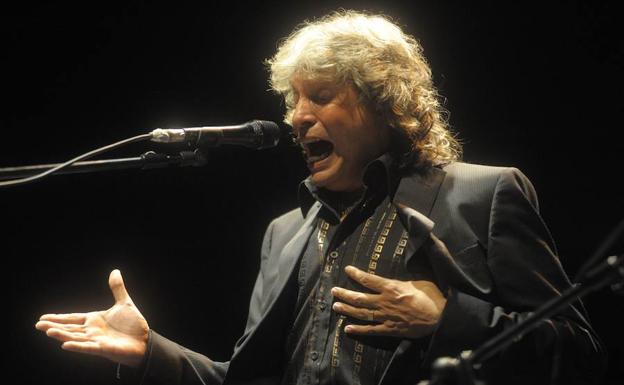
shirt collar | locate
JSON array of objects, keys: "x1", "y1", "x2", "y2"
[{"x1": 298, "y1": 153, "x2": 400, "y2": 217}]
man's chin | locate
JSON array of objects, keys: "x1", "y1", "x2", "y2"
[
  {"x1": 310, "y1": 172, "x2": 360, "y2": 192},
  {"x1": 309, "y1": 172, "x2": 333, "y2": 189}
]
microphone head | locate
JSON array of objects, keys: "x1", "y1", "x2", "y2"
[{"x1": 249, "y1": 120, "x2": 281, "y2": 149}]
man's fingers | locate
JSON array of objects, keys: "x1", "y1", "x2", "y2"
[
  {"x1": 46, "y1": 328, "x2": 89, "y2": 343},
  {"x1": 36, "y1": 320, "x2": 86, "y2": 332},
  {"x1": 331, "y1": 286, "x2": 377, "y2": 308},
  {"x1": 109, "y1": 269, "x2": 131, "y2": 304},
  {"x1": 333, "y1": 302, "x2": 384, "y2": 322},
  {"x1": 39, "y1": 313, "x2": 87, "y2": 325},
  {"x1": 344, "y1": 322, "x2": 404, "y2": 337},
  {"x1": 344, "y1": 265, "x2": 389, "y2": 292},
  {"x1": 62, "y1": 341, "x2": 101, "y2": 356}
]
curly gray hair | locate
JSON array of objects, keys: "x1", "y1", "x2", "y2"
[{"x1": 266, "y1": 10, "x2": 461, "y2": 168}]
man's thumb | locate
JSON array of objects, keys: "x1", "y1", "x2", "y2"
[{"x1": 109, "y1": 269, "x2": 131, "y2": 303}]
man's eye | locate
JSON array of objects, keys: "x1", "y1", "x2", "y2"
[{"x1": 313, "y1": 90, "x2": 332, "y2": 104}]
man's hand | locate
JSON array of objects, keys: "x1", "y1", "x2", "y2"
[
  {"x1": 331, "y1": 265, "x2": 446, "y2": 339},
  {"x1": 35, "y1": 269, "x2": 150, "y2": 367}
]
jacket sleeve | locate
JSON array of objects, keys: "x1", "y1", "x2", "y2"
[
  {"x1": 138, "y1": 220, "x2": 277, "y2": 385},
  {"x1": 423, "y1": 168, "x2": 606, "y2": 384}
]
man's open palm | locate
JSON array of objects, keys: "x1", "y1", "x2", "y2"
[{"x1": 35, "y1": 270, "x2": 149, "y2": 367}]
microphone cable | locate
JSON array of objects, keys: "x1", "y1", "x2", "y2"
[{"x1": 0, "y1": 133, "x2": 152, "y2": 188}]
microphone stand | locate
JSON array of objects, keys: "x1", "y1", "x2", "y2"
[
  {"x1": 0, "y1": 150, "x2": 207, "y2": 181},
  {"x1": 0, "y1": 121, "x2": 280, "y2": 188},
  {"x1": 420, "y1": 251, "x2": 624, "y2": 385}
]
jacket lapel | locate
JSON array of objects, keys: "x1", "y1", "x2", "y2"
[
  {"x1": 392, "y1": 167, "x2": 446, "y2": 215},
  {"x1": 392, "y1": 167, "x2": 445, "y2": 267},
  {"x1": 275, "y1": 202, "x2": 321, "y2": 287},
  {"x1": 225, "y1": 203, "x2": 321, "y2": 384},
  {"x1": 380, "y1": 167, "x2": 447, "y2": 385}
]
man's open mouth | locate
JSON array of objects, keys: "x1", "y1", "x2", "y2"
[{"x1": 301, "y1": 139, "x2": 334, "y2": 163}]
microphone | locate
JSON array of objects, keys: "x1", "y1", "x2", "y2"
[{"x1": 150, "y1": 120, "x2": 281, "y2": 149}]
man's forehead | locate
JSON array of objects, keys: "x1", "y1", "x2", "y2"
[
  {"x1": 290, "y1": 73, "x2": 345, "y2": 88},
  {"x1": 289, "y1": 75, "x2": 351, "y2": 94}
]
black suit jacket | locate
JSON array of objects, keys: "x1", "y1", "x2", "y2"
[{"x1": 139, "y1": 163, "x2": 605, "y2": 385}]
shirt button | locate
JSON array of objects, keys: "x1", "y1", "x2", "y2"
[
  {"x1": 310, "y1": 351, "x2": 319, "y2": 361},
  {"x1": 318, "y1": 301, "x2": 327, "y2": 311},
  {"x1": 329, "y1": 251, "x2": 339, "y2": 259}
]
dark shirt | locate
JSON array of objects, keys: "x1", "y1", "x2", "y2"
[{"x1": 281, "y1": 155, "x2": 431, "y2": 385}]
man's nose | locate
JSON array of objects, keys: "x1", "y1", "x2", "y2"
[{"x1": 291, "y1": 98, "x2": 316, "y2": 138}]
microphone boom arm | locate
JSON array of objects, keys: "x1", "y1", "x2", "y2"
[{"x1": 0, "y1": 150, "x2": 207, "y2": 181}]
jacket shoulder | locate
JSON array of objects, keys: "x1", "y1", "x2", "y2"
[
  {"x1": 442, "y1": 162, "x2": 508, "y2": 182},
  {"x1": 443, "y1": 162, "x2": 538, "y2": 207},
  {"x1": 441, "y1": 162, "x2": 536, "y2": 199},
  {"x1": 431, "y1": 162, "x2": 537, "y2": 251},
  {"x1": 437, "y1": 162, "x2": 507, "y2": 206}
]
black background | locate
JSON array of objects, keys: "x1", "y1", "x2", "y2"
[{"x1": 3, "y1": 1, "x2": 622, "y2": 384}]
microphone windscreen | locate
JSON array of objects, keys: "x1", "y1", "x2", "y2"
[{"x1": 250, "y1": 120, "x2": 281, "y2": 149}]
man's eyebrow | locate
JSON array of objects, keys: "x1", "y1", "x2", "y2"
[{"x1": 312, "y1": 80, "x2": 339, "y2": 89}]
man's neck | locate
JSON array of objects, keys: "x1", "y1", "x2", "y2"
[{"x1": 318, "y1": 187, "x2": 365, "y2": 219}]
